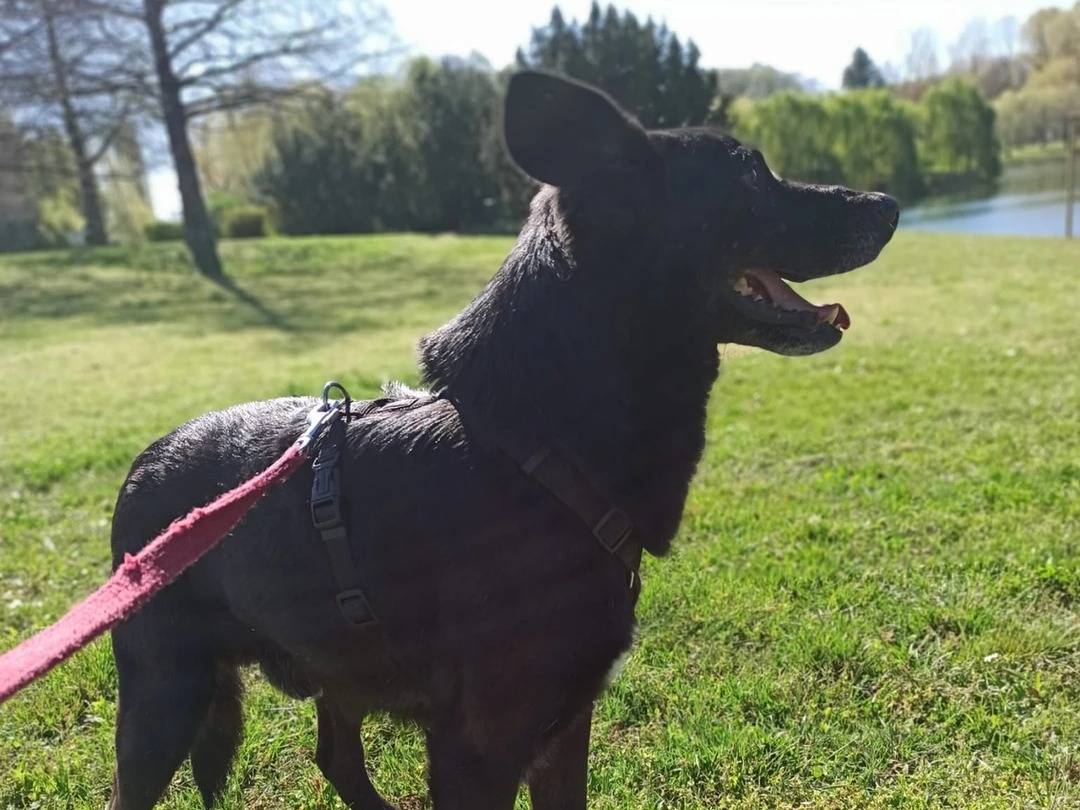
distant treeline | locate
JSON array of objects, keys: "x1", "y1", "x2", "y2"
[
  {"x1": 208, "y1": 7, "x2": 1001, "y2": 238},
  {"x1": 734, "y1": 80, "x2": 1000, "y2": 202},
  {"x1": 6, "y1": 1, "x2": 1077, "y2": 254}
]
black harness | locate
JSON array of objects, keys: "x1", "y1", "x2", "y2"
[
  {"x1": 309, "y1": 388, "x2": 645, "y2": 628},
  {"x1": 309, "y1": 408, "x2": 377, "y2": 626}
]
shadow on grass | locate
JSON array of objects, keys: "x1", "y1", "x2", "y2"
[
  {"x1": 0, "y1": 236, "x2": 505, "y2": 340},
  {"x1": 213, "y1": 275, "x2": 295, "y2": 332}
]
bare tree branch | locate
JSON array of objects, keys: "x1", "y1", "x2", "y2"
[{"x1": 165, "y1": 0, "x2": 242, "y2": 59}]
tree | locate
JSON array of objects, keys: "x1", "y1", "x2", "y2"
[
  {"x1": 995, "y1": 56, "x2": 1080, "y2": 148},
  {"x1": 735, "y1": 93, "x2": 841, "y2": 183},
  {"x1": 919, "y1": 78, "x2": 1001, "y2": 180},
  {"x1": 519, "y1": 3, "x2": 717, "y2": 127},
  {"x1": 0, "y1": 114, "x2": 41, "y2": 250},
  {"x1": 82, "y1": 0, "x2": 393, "y2": 278},
  {"x1": 904, "y1": 28, "x2": 941, "y2": 83},
  {"x1": 826, "y1": 91, "x2": 923, "y2": 200},
  {"x1": 948, "y1": 17, "x2": 1027, "y2": 99},
  {"x1": 842, "y1": 48, "x2": 885, "y2": 89},
  {"x1": 403, "y1": 57, "x2": 505, "y2": 232},
  {"x1": 255, "y1": 91, "x2": 374, "y2": 235},
  {"x1": 0, "y1": 1, "x2": 140, "y2": 246},
  {"x1": 256, "y1": 57, "x2": 521, "y2": 236},
  {"x1": 1023, "y1": 5, "x2": 1080, "y2": 70}
]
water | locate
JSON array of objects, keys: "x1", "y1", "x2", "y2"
[{"x1": 903, "y1": 160, "x2": 1077, "y2": 238}]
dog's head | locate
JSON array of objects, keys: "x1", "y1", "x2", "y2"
[{"x1": 504, "y1": 71, "x2": 898, "y2": 356}]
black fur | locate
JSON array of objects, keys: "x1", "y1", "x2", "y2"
[{"x1": 107, "y1": 71, "x2": 897, "y2": 809}]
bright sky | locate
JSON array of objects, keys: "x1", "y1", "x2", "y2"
[
  {"x1": 148, "y1": 0, "x2": 1071, "y2": 219},
  {"x1": 390, "y1": 0, "x2": 1067, "y2": 84}
]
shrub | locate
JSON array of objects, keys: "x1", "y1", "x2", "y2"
[
  {"x1": 0, "y1": 219, "x2": 46, "y2": 253},
  {"x1": 919, "y1": 79, "x2": 1001, "y2": 181},
  {"x1": 221, "y1": 205, "x2": 271, "y2": 239},
  {"x1": 826, "y1": 91, "x2": 924, "y2": 200},
  {"x1": 144, "y1": 220, "x2": 184, "y2": 242},
  {"x1": 734, "y1": 92, "x2": 842, "y2": 183}
]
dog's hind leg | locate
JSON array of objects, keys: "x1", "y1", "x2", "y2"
[
  {"x1": 190, "y1": 663, "x2": 244, "y2": 807},
  {"x1": 315, "y1": 698, "x2": 397, "y2": 810},
  {"x1": 108, "y1": 623, "x2": 216, "y2": 810},
  {"x1": 527, "y1": 707, "x2": 592, "y2": 810}
]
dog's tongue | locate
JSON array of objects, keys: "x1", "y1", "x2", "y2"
[{"x1": 745, "y1": 267, "x2": 851, "y2": 330}]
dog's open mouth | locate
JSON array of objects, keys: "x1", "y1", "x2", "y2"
[{"x1": 731, "y1": 267, "x2": 851, "y2": 331}]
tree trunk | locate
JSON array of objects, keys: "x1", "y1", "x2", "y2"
[
  {"x1": 41, "y1": 1, "x2": 107, "y2": 246},
  {"x1": 142, "y1": 0, "x2": 223, "y2": 279}
]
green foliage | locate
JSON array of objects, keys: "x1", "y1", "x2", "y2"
[
  {"x1": 1023, "y1": 4, "x2": 1080, "y2": 69},
  {"x1": 826, "y1": 91, "x2": 924, "y2": 199},
  {"x1": 518, "y1": 2, "x2": 717, "y2": 127},
  {"x1": 841, "y1": 48, "x2": 885, "y2": 90},
  {"x1": 220, "y1": 205, "x2": 271, "y2": 239},
  {"x1": 194, "y1": 113, "x2": 276, "y2": 201},
  {"x1": 738, "y1": 81, "x2": 1000, "y2": 199},
  {"x1": 995, "y1": 57, "x2": 1080, "y2": 148},
  {"x1": 0, "y1": 118, "x2": 86, "y2": 251},
  {"x1": 256, "y1": 58, "x2": 526, "y2": 236},
  {"x1": 401, "y1": 57, "x2": 508, "y2": 232},
  {"x1": 101, "y1": 122, "x2": 154, "y2": 244},
  {"x1": 990, "y1": 4, "x2": 1080, "y2": 149},
  {"x1": 144, "y1": 220, "x2": 185, "y2": 242},
  {"x1": 735, "y1": 93, "x2": 841, "y2": 184},
  {"x1": 0, "y1": 219, "x2": 43, "y2": 252},
  {"x1": 206, "y1": 190, "x2": 246, "y2": 222},
  {"x1": 36, "y1": 186, "x2": 85, "y2": 245},
  {"x1": 920, "y1": 79, "x2": 1002, "y2": 180},
  {"x1": 1, "y1": 233, "x2": 1080, "y2": 806},
  {"x1": 254, "y1": 91, "x2": 381, "y2": 235}
]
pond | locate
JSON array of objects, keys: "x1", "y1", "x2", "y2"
[{"x1": 903, "y1": 159, "x2": 1078, "y2": 238}]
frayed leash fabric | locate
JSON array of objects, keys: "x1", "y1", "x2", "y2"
[{"x1": 0, "y1": 441, "x2": 308, "y2": 705}]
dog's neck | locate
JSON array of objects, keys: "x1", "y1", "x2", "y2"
[{"x1": 419, "y1": 191, "x2": 718, "y2": 555}]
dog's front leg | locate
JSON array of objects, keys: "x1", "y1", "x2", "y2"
[
  {"x1": 527, "y1": 706, "x2": 592, "y2": 810},
  {"x1": 425, "y1": 726, "x2": 522, "y2": 810},
  {"x1": 314, "y1": 698, "x2": 396, "y2": 810}
]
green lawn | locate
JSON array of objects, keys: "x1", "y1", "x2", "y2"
[{"x1": 1, "y1": 232, "x2": 1078, "y2": 809}]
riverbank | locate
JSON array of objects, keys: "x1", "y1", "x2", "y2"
[{"x1": 905, "y1": 149, "x2": 1076, "y2": 237}]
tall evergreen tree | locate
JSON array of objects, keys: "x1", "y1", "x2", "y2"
[
  {"x1": 842, "y1": 48, "x2": 886, "y2": 89},
  {"x1": 520, "y1": 3, "x2": 717, "y2": 127}
]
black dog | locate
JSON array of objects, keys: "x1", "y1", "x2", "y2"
[{"x1": 107, "y1": 71, "x2": 897, "y2": 809}]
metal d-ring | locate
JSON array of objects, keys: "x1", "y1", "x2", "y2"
[{"x1": 321, "y1": 380, "x2": 352, "y2": 419}]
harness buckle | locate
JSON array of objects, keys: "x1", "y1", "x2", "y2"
[
  {"x1": 336, "y1": 589, "x2": 377, "y2": 627},
  {"x1": 310, "y1": 459, "x2": 341, "y2": 529},
  {"x1": 593, "y1": 508, "x2": 633, "y2": 552}
]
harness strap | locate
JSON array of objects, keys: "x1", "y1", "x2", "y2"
[
  {"x1": 310, "y1": 410, "x2": 377, "y2": 627},
  {"x1": 509, "y1": 441, "x2": 642, "y2": 602},
  {"x1": 444, "y1": 397, "x2": 644, "y2": 602}
]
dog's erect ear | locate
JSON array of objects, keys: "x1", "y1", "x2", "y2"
[{"x1": 504, "y1": 71, "x2": 655, "y2": 187}]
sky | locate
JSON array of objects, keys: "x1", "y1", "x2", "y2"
[{"x1": 147, "y1": 0, "x2": 1071, "y2": 219}]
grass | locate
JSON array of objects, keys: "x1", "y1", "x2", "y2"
[
  {"x1": 1003, "y1": 140, "x2": 1068, "y2": 168},
  {"x1": 0, "y1": 231, "x2": 1078, "y2": 808}
]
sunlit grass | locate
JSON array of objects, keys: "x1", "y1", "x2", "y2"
[{"x1": 1, "y1": 232, "x2": 1078, "y2": 808}]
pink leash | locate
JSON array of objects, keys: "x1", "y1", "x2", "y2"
[{"x1": 0, "y1": 395, "x2": 345, "y2": 706}]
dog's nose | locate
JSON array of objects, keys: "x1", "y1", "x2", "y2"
[{"x1": 873, "y1": 194, "x2": 900, "y2": 232}]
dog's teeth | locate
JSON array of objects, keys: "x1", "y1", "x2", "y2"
[{"x1": 733, "y1": 277, "x2": 752, "y2": 297}]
